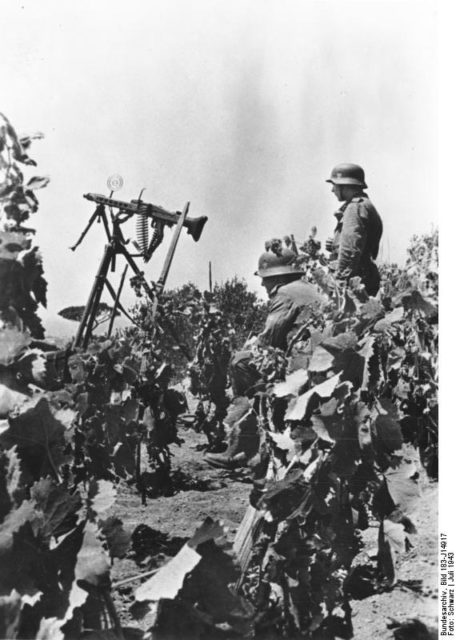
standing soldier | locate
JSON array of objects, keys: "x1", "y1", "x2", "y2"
[{"x1": 325, "y1": 163, "x2": 383, "y2": 295}]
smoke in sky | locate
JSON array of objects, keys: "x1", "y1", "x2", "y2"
[{"x1": 0, "y1": 0, "x2": 437, "y2": 335}]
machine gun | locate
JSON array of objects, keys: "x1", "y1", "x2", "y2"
[
  {"x1": 71, "y1": 188, "x2": 208, "y2": 349},
  {"x1": 72, "y1": 192, "x2": 207, "y2": 261}
]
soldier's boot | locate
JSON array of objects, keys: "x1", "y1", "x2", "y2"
[{"x1": 204, "y1": 407, "x2": 259, "y2": 470}]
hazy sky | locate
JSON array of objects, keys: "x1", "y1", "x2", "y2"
[{"x1": 1, "y1": 0, "x2": 438, "y2": 334}]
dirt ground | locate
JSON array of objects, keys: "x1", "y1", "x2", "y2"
[{"x1": 110, "y1": 425, "x2": 439, "y2": 639}]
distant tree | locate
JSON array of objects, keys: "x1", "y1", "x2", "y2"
[
  {"x1": 58, "y1": 302, "x2": 120, "y2": 330},
  {"x1": 213, "y1": 276, "x2": 268, "y2": 348},
  {"x1": 129, "y1": 277, "x2": 268, "y2": 380}
]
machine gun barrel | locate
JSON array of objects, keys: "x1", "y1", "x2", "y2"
[{"x1": 83, "y1": 192, "x2": 207, "y2": 242}]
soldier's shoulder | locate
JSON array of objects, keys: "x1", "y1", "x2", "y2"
[
  {"x1": 351, "y1": 195, "x2": 370, "y2": 204},
  {"x1": 278, "y1": 280, "x2": 324, "y2": 305}
]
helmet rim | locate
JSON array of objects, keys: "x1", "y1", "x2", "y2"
[
  {"x1": 326, "y1": 163, "x2": 367, "y2": 189},
  {"x1": 255, "y1": 264, "x2": 304, "y2": 278}
]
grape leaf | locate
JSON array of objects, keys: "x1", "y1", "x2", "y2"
[
  {"x1": 0, "y1": 398, "x2": 68, "y2": 481},
  {"x1": 26, "y1": 176, "x2": 50, "y2": 190},
  {"x1": 285, "y1": 373, "x2": 342, "y2": 421},
  {"x1": 0, "y1": 384, "x2": 29, "y2": 419},
  {"x1": 0, "y1": 589, "x2": 22, "y2": 639},
  {"x1": 374, "y1": 306, "x2": 404, "y2": 332},
  {"x1": 359, "y1": 299, "x2": 384, "y2": 320},
  {"x1": 0, "y1": 230, "x2": 31, "y2": 260},
  {"x1": 308, "y1": 345, "x2": 334, "y2": 373},
  {"x1": 0, "y1": 500, "x2": 36, "y2": 552},
  {"x1": 321, "y1": 331, "x2": 358, "y2": 353},
  {"x1": 36, "y1": 617, "x2": 65, "y2": 640},
  {"x1": 273, "y1": 369, "x2": 309, "y2": 398},
  {"x1": 99, "y1": 516, "x2": 131, "y2": 559},
  {"x1": 135, "y1": 543, "x2": 201, "y2": 602},
  {"x1": 135, "y1": 517, "x2": 228, "y2": 603},
  {"x1": 87, "y1": 479, "x2": 116, "y2": 517},
  {"x1": 74, "y1": 521, "x2": 110, "y2": 587},
  {"x1": 0, "y1": 327, "x2": 31, "y2": 365},
  {"x1": 30, "y1": 478, "x2": 82, "y2": 542},
  {"x1": 268, "y1": 426, "x2": 296, "y2": 457},
  {"x1": 21, "y1": 247, "x2": 47, "y2": 308},
  {"x1": 0, "y1": 447, "x2": 24, "y2": 520},
  {"x1": 396, "y1": 289, "x2": 437, "y2": 318},
  {"x1": 374, "y1": 413, "x2": 403, "y2": 454}
]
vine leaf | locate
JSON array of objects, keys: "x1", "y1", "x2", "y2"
[
  {"x1": 75, "y1": 521, "x2": 111, "y2": 587},
  {"x1": 36, "y1": 617, "x2": 65, "y2": 640},
  {"x1": 21, "y1": 247, "x2": 47, "y2": 307},
  {"x1": 396, "y1": 289, "x2": 437, "y2": 318},
  {"x1": 0, "y1": 384, "x2": 29, "y2": 419},
  {"x1": 0, "y1": 327, "x2": 31, "y2": 365},
  {"x1": 26, "y1": 176, "x2": 50, "y2": 191},
  {"x1": 135, "y1": 517, "x2": 228, "y2": 603},
  {"x1": 374, "y1": 306, "x2": 404, "y2": 332},
  {"x1": 135, "y1": 542, "x2": 200, "y2": 602},
  {"x1": 285, "y1": 373, "x2": 342, "y2": 421},
  {"x1": 0, "y1": 499, "x2": 36, "y2": 553},
  {"x1": 308, "y1": 345, "x2": 334, "y2": 373},
  {"x1": 273, "y1": 369, "x2": 308, "y2": 398},
  {"x1": 0, "y1": 398, "x2": 68, "y2": 481},
  {"x1": 99, "y1": 516, "x2": 131, "y2": 559},
  {"x1": 0, "y1": 590, "x2": 22, "y2": 640},
  {"x1": 30, "y1": 478, "x2": 82, "y2": 542},
  {"x1": 0, "y1": 447, "x2": 25, "y2": 519},
  {"x1": 0, "y1": 230, "x2": 31, "y2": 260},
  {"x1": 87, "y1": 480, "x2": 117, "y2": 517},
  {"x1": 374, "y1": 413, "x2": 403, "y2": 454},
  {"x1": 269, "y1": 426, "x2": 296, "y2": 457}
]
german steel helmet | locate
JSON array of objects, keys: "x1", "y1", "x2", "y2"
[
  {"x1": 255, "y1": 247, "x2": 303, "y2": 278},
  {"x1": 326, "y1": 163, "x2": 367, "y2": 189}
]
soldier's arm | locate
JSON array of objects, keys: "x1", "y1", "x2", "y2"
[
  {"x1": 336, "y1": 201, "x2": 367, "y2": 279},
  {"x1": 258, "y1": 294, "x2": 297, "y2": 350}
]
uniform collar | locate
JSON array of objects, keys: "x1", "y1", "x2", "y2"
[
  {"x1": 333, "y1": 191, "x2": 366, "y2": 219},
  {"x1": 268, "y1": 284, "x2": 281, "y2": 298}
]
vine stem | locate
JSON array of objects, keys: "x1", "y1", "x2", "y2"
[
  {"x1": 102, "y1": 588, "x2": 125, "y2": 640},
  {"x1": 112, "y1": 567, "x2": 160, "y2": 590}
]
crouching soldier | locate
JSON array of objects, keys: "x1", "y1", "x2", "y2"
[{"x1": 205, "y1": 242, "x2": 325, "y2": 469}]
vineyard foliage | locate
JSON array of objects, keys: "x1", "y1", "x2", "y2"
[
  {"x1": 130, "y1": 278, "x2": 267, "y2": 379},
  {"x1": 0, "y1": 114, "x2": 438, "y2": 640},
  {"x1": 128, "y1": 230, "x2": 437, "y2": 639}
]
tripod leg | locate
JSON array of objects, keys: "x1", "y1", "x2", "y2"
[
  {"x1": 107, "y1": 264, "x2": 129, "y2": 337},
  {"x1": 73, "y1": 244, "x2": 114, "y2": 349},
  {"x1": 120, "y1": 247, "x2": 156, "y2": 301}
]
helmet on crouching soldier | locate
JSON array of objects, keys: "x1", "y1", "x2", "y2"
[{"x1": 255, "y1": 244, "x2": 303, "y2": 279}]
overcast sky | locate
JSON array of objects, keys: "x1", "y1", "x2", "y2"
[{"x1": 1, "y1": 0, "x2": 438, "y2": 334}]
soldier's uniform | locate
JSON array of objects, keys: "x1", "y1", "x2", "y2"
[
  {"x1": 330, "y1": 193, "x2": 383, "y2": 295},
  {"x1": 206, "y1": 260, "x2": 325, "y2": 468},
  {"x1": 326, "y1": 164, "x2": 383, "y2": 296},
  {"x1": 230, "y1": 278, "x2": 325, "y2": 396},
  {"x1": 258, "y1": 279, "x2": 324, "y2": 350}
]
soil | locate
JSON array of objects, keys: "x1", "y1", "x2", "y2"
[{"x1": 109, "y1": 426, "x2": 439, "y2": 639}]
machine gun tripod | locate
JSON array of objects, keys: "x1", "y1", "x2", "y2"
[{"x1": 71, "y1": 191, "x2": 207, "y2": 349}]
